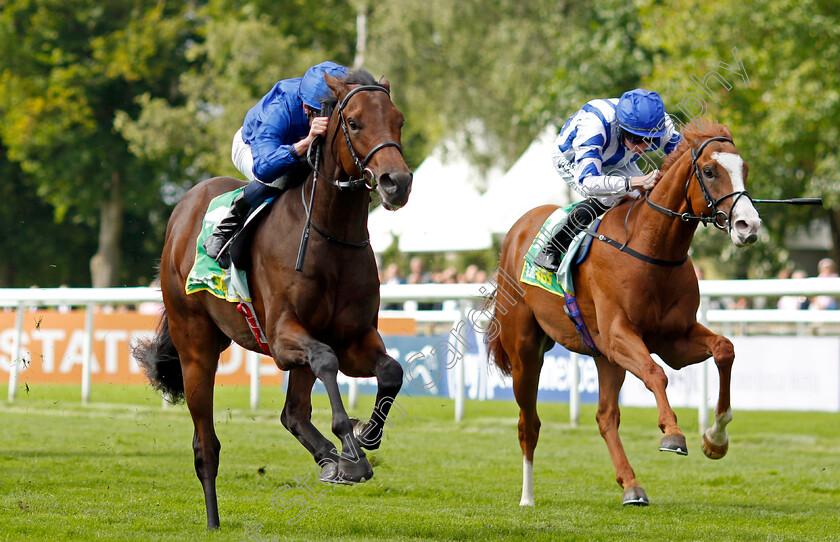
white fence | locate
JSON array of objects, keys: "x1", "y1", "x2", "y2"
[{"x1": 3, "y1": 279, "x2": 840, "y2": 427}]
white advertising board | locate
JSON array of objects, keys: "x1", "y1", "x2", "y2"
[{"x1": 619, "y1": 337, "x2": 840, "y2": 412}]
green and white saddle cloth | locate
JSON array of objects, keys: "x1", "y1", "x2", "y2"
[
  {"x1": 185, "y1": 188, "x2": 253, "y2": 302},
  {"x1": 519, "y1": 202, "x2": 590, "y2": 297}
]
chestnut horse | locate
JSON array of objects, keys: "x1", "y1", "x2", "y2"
[
  {"x1": 487, "y1": 121, "x2": 761, "y2": 506},
  {"x1": 134, "y1": 69, "x2": 413, "y2": 529}
]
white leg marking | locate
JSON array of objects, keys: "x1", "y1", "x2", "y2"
[
  {"x1": 704, "y1": 407, "x2": 733, "y2": 447},
  {"x1": 520, "y1": 456, "x2": 534, "y2": 506}
]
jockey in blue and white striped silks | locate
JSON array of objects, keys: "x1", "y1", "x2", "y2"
[{"x1": 533, "y1": 89, "x2": 682, "y2": 273}]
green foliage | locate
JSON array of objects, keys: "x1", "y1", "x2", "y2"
[
  {"x1": 0, "y1": 149, "x2": 97, "y2": 287},
  {"x1": 367, "y1": 0, "x2": 648, "y2": 169},
  {"x1": 1, "y1": 0, "x2": 836, "y2": 283},
  {"x1": 638, "y1": 0, "x2": 840, "y2": 275}
]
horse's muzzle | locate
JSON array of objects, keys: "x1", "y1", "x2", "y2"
[
  {"x1": 377, "y1": 171, "x2": 413, "y2": 210},
  {"x1": 730, "y1": 216, "x2": 761, "y2": 246}
]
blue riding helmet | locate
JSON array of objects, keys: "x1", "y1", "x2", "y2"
[
  {"x1": 299, "y1": 61, "x2": 349, "y2": 110},
  {"x1": 616, "y1": 89, "x2": 667, "y2": 138}
]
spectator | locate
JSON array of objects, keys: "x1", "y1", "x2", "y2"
[
  {"x1": 380, "y1": 263, "x2": 404, "y2": 310},
  {"x1": 778, "y1": 269, "x2": 810, "y2": 310},
  {"x1": 405, "y1": 256, "x2": 432, "y2": 285},
  {"x1": 460, "y1": 264, "x2": 479, "y2": 283},
  {"x1": 810, "y1": 258, "x2": 838, "y2": 310}
]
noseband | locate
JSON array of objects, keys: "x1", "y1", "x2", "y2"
[
  {"x1": 645, "y1": 136, "x2": 752, "y2": 232},
  {"x1": 315, "y1": 84, "x2": 403, "y2": 191}
]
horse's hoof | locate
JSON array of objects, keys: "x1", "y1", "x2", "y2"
[
  {"x1": 318, "y1": 461, "x2": 354, "y2": 485},
  {"x1": 337, "y1": 454, "x2": 374, "y2": 484},
  {"x1": 659, "y1": 434, "x2": 688, "y2": 455},
  {"x1": 350, "y1": 418, "x2": 381, "y2": 450},
  {"x1": 701, "y1": 433, "x2": 729, "y2": 460},
  {"x1": 622, "y1": 486, "x2": 649, "y2": 506}
]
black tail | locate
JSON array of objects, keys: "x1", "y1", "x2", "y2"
[{"x1": 132, "y1": 311, "x2": 185, "y2": 403}]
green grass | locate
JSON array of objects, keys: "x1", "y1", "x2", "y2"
[{"x1": 2, "y1": 384, "x2": 839, "y2": 541}]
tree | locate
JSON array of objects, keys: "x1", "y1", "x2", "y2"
[
  {"x1": 0, "y1": 1, "x2": 198, "y2": 286},
  {"x1": 366, "y1": 0, "x2": 649, "y2": 171},
  {"x1": 0, "y1": 147, "x2": 98, "y2": 287},
  {"x1": 117, "y1": 1, "x2": 357, "y2": 190},
  {"x1": 638, "y1": 0, "x2": 840, "y2": 275}
]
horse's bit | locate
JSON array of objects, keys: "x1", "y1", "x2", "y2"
[{"x1": 644, "y1": 136, "x2": 753, "y2": 232}]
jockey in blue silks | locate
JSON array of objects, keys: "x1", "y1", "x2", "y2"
[
  {"x1": 532, "y1": 88, "x2": 683, "y2": 272},
  {"x1": 203, "y1": 61, "x2": 349, "y2": 262}
]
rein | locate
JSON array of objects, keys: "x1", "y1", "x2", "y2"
[
  {"x1": 644, "y1": 136, "x2": 752, "y2": 232},
  {"x1": 586, "y1": 199, "x2": 689, "y2": 267}
]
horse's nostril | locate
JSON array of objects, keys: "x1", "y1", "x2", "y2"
[{"x1": 379, "y1": 173, "x2": 397, "y2": 194}]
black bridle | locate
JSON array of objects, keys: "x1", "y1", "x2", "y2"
[
  {"x1": 296, "y1": 84, "x2": 403, "y2": 268},
  {"x1": 644, "y1": 136, "x2": 752, "y2": 232},
  {"x1": 309, "y1": 84, "x2": 403, "y2": 191}
]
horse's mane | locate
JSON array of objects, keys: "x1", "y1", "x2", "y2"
[
  {"x1": 320, "y1": 68, "x2": 377, "y2": 114},
  {"x1": 660, "y1": 120, "x2": 733, "y2": 174}
]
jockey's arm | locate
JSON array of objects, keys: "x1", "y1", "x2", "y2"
[{"x1": 249, "y1": 122, "x2": 301, "y2": 183}]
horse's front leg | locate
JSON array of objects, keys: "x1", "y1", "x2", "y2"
[
  {"x1": 280, "y1": 366, "x2": 342, "y2": 471},
  {"x1": 309, "y1": 343, "x2": 373, "y2": 482},
  {"x1": 339, "y1": 328, "x2": 404, "y2": 450},
  {"x1": 603, "y1": 317, "x2": 686, "y2": 454},
  {"x1": 660, "y1": 322, "x2": 735, "y2": 460},
  {"x1": 273, "y1": 324, "x2": 373, "y2": 484}
]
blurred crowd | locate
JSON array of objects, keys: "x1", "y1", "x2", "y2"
[
  {"x1": 775, "y1": 257, "x2": 838, "y2": 311},
  {"x1": 706, "y1": 257, "x2": 839, "y2": 311},
  {"x1": 379, "y1": 256, "x2": 490, "y2": 311}
]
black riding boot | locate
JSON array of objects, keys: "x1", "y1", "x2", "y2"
[
  {"x1": 532, "y1": 199, "x2": 610, "y2": 272},
  {"x1": 203, "y1": 193, "x2": 252, "y2": 265}
]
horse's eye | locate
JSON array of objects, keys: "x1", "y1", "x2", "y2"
[
  {"x1": 348, "y1": 119, "x2": 359, "y2": 130},
  {"x1": 703, "y1": 167, "x2": 714, "y2": 178}
]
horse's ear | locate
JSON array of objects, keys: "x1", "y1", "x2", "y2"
[
  {"x1": 378, "y1": 75, "x2": 391, "y2": 92},
  {"x1": 325, "y1": 73, "x2": 345, "y2": 98}
]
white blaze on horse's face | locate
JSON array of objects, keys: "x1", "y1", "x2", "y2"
[{"x1": 712, "y1": 151, "x2": 762, "y2": 246}]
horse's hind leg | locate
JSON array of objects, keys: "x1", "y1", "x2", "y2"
[
  {"x1": 504, "y1": 317, "x2": 545, "y2": 506},
  {"x1": 281, "y1": 366, "x2": 342, "y2": 474},
  {"x1": 169, "y1": 316, "x2": 224, "y2": 529},
  {"x1": 593, "y1": 356, "x2": 648, "y2": 506}
]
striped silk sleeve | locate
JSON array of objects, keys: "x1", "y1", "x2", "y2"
[{"x1": 570, "y1": 116, "x2": 629, "y2": 197}]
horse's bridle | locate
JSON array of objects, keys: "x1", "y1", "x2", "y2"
[
  {"x1": 298, "y1": 84, "x2": 404, "y2": 254},
  {"x1": 645, "y1": 136, "x2": 752, "y2": 232},
  {"x1": 309, "y1": 84, "x2": 403, "y2": 191}
]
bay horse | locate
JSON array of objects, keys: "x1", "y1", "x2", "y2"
[
  {"x1": 487, "y1": 121, "x2": 761, "y2": 506},
  {"x1": 133, "y1": 69, "x2": 413, "y2": 529}
]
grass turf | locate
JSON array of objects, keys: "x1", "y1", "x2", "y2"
[{"x1": 1, "y1": 384, "x2": 839, "y2": 541}]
